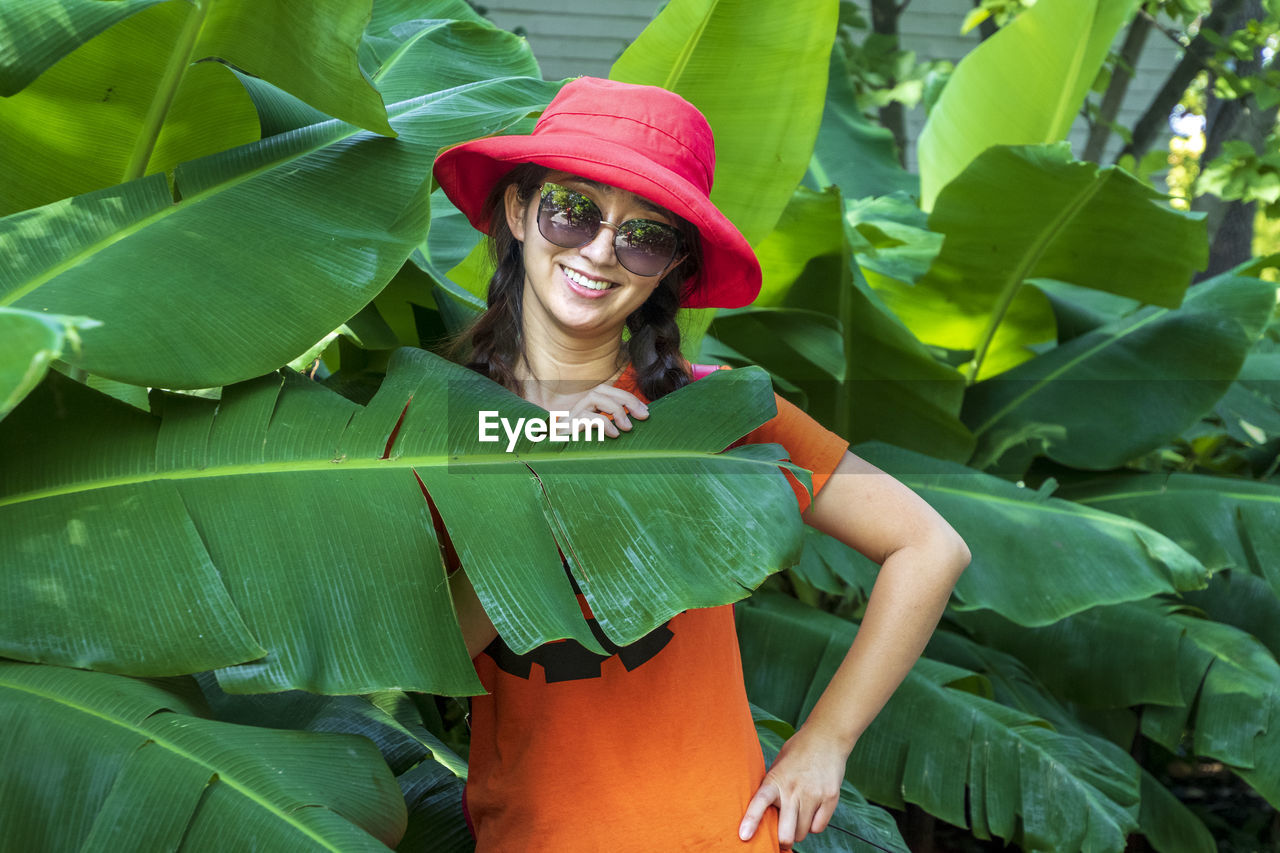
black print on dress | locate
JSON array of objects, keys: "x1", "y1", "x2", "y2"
[{"x1": 485, "y1": 617, "x2": 675, "y2": 682}]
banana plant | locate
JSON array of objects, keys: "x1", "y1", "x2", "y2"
[
  {"x1": 0, "y1": 20, "x2": 558, "y2": 392},
  {"x1": 1, "y1": 351, "x2": 810, "y2": 695},
  {"x1": 0, "y1": 661, "x2": 407, "y2": 851},
  {"x1": 958, "y1": 597, "x2": 1280, "y2": 809},
  {"x1": 0, "y1": 0, "x2": 394, "y2": 217},
  {"x1": 738, "y1": 594, "x2": 1143, "y2": 852}
]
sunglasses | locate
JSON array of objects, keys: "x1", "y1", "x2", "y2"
[{"x1": 536, "y1": 182, "x2": 683, "y2": 278}]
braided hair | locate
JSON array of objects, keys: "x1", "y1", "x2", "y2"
[{"x1": 450, "y1": 163, "x2": 704, "y2": 402}]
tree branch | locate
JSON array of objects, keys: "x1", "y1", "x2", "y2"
[
  {"x1": 1084, "y1": 12, "x2": 1152, "y2": 162},
  {"x1": 1116, "y1": 0, "x2": 1246, "y2": 164}
]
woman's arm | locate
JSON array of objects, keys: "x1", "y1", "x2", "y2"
[
  {"x1": 740, "y1": 450, "x2": 971, "y2": 848},
  {"x1": 451, "y1": 568, "x2": 500, "y2": 659}
]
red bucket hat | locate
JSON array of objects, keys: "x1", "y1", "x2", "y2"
[{"x1": 432, "y1": 77, "x2": 761, "y2": 309}]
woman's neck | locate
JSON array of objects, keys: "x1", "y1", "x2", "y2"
[{"x1": 516, "y1": 318, "x2": 627, "y2": 409}]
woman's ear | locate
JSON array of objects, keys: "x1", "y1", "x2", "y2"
[{"x1": 504, "y1": 184, "x2": 528, "y2": 242}]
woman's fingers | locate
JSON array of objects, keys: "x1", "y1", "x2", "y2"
[
  {"x1": 810, "y1": 797, "x2": 837, "y2": 835},
  {"x1": 738, "y1": 779, "x2": 779, "y2": 841},
  {"x1": 567, "y1": 385, "x2": 648, "y2": 435}
]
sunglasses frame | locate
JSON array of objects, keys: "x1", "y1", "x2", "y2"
[{"x1": 535, "y1": 182, "x2": 683, "y2": 278}]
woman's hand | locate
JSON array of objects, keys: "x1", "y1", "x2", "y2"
[
  {"x1": 738, "y1": 724, "x2": 852, "y2": 849},
  {"x1": 564, "y1": 383, "x2": 648, "y2": 438}
]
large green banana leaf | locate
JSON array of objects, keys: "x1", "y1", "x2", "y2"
[
  {"x1": 1179, "y1": 571, "x2": 1280, "y2": 666},
  {"x1": 0, "y1": 0, "x2": 396, "y2": 217},
  {"x1": 924, "y1": 629, "x2": 1215, "y2": 853},
  {"x1": 959, "y1": 599, "x2": 1280, "y2": 808},
  {"x1": 1060, "y1": 470, "x2": 1280, "y2": 599},
  {"x1": 610, "y1": 0, "x2": 838, "y2": 353},
  {"x1": 807, "y1": 42, "x2": 917, "y2": 200},
  {"x1": 874, "y1": 144, "x2": 1207, "y2": 382},
  {"x1": 0, "y1": 0, "x2": 167, "y2": 95},
  {"x1": 1, "y1": 68, "x2": 558, "y2": 389},
  {"x1": 752, "y1": 706, "x2": 910, "y2": 853},
  {"x1": 0, "y1": 661, "x2": 406, "y2": 851},
  {"x1": 916, "y1": 0, "x2": 1139, "y2": 209},
  {"x1": 850, "y1": 442, "x2": 1206, "y2": 625},
  {"x1": 193, "y1": 675, "x2": 473, "y2": 851},
  {"x1": 0, "y1": 306, "x2": 99, "y2": 419},
  {"x1": 739, "y1": 187, "x2": 971, "y2": 460},
  {"x1": 738, "y1": 594, "x2": 1141, "y2": 852},
  {"x1": 195, "y1": 674, "x2": 461, "y2": 776},
  {"x1": 963, "y1": 272, "x2": 1279, "y2": 470},
  {"x1": 1, "y1": 350, "x2": 807, "y2": 695},
  {"x1": 397, "y1": 758, "x2": 471, "y2": 853}
]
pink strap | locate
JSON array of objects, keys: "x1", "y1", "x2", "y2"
[{"x1": 688, "y1": 363, "x2": 722, "y2": 381}]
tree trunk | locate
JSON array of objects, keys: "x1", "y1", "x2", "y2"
[
  {"x1": 1192, "y1": 0, "x2": 1274, "y2": 278},
  {"x1": 1084, "y1": 14, "x2": 1151, "y2": 162},
  {"x1": 871, "y1": 0, "x2": 908, "y2": 166},
  {"x1": 1117, "y1": 0, "x2": 1246, "y2": 164},
  {"x1": 971, "y1": 0, "x2": 997, "y2": 41}
]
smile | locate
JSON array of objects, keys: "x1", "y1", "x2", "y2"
[{"x1": 560, "y1": 264, "x2": 616, "y2": 292}]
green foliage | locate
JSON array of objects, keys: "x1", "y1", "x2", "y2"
[
  {"x1": 3, "y1": 0, "x2": 1280, "y2": 850},
  {"x1": 917, "y1": 0, "x2": 1139, "y2": 209}
]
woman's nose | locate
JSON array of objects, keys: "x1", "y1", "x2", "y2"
[{"x1": 578, "y1": 221, "x2": 620, "y2": 267}]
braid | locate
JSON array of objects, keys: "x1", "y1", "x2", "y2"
[
  {"x1": 444, "y1": 164, "x2": 547, "y2": 394},
  {"x1": 626, "y1": 279, "x2": 688, "y2": 400},
  {"x1": 627, "y1": 224, "x2": 704, "y2": 400}
]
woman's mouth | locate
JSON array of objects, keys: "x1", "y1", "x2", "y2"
[{"x1": 561, "y1": 264, "x2": 616, "y2": 294}]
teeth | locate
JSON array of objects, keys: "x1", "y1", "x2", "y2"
[{"x1": 562, "y1": 265, "x2": 612, "y2": 291}]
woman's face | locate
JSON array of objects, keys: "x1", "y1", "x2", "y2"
[{"x1": 505, "y1": 171, "x2": 682, "y2": 341}]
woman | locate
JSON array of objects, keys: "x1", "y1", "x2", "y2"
[{"x1": 433, "y1": 77, "x2": 970, "y2": 851}]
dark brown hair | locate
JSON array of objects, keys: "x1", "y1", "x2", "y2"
[{"x1": 450, "y1": 163, "x2": 704, "y2": 401}]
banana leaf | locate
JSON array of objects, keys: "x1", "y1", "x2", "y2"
[
  {"x1": 610, "y1": 0, "x2": 839, "y2": 353},
  {"x1": 963, "y1": 272, "x2": 1279, "y2": 470},
  {"x1": 873, "y1": 143, "x2": 1208, "y2": 382},
  {"x1": 0, "y1": 0, "x2": 394, "y2": 216},
  {"x1": 741, "y1": 186, "x2": 971, "y2": 460},
  {"x1": 1, "y1": 68, "x2": 559, "y2": 389},
  {"x1": 0, "y1": 661, "x2": 406, "y2": 851},
  {"x1": 738, "y1": 594, "x2": 1141, "y2": 852},
  {"x1": 1060, "y1": 470, "x2": 1280, "y2": 600},
  {"x1": 1, "y1": 350, "x2": 808, "y2": 695},
  {"x1": 0, "y1": 306, "x2": 99, "y2": 420},
  {"x1": 753, "y1": 187, "x2": 845, "y2": 308},
  {"x1": 850, "y1": 441, "x2": 1206, "y2": 625},
  {"x1": 925, "y1": 630, "x2": 1216, "y2": 853},
  {"x1": 0, "y1": 0, "x2": 167, "y2": 95},
  {"x1": 807, "y1": 41, "x2": 917, "y2": 200},
  {"x1": 959, "y1": 599, "x2": 1280, "y2": 808},
  {"x1": 917, "y1": 0, "x2": 1139, "y2": 208},
  {"x1": 396, "y1": 759, "x2": 472, "y2": 853},
  {"x1": 195, "y1": 675, "x2": 458, "y2": 776}
]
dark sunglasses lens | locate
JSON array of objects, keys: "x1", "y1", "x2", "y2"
[
  {"x1": 539, "y1": 185, "x2": 601, "y2": 248},
  {"x1": 617, "y1": 220, "x2": 679, "y2": 276}
]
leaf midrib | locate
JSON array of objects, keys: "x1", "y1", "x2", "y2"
[
  {"x1": 2, "y1": 68, "x2": 511, "y2": 308},
  {"x1": 970, "y1": 305, "x2": 1166, "y2": 435},
  {"x1": 912, "y1": 481, "x2": 1174, "y2": 530},
  {"x1": 1073, "y1": 487, "x2": 1280, "y2": 506},
  {"x1": 965, "y1": 165, "x2": 1110, "y2": 383},
  {"x1": 0, "y1": 676, "x2": 351, "y2": 852},
  {"x1": 0, "y1": 447, "x2": 790, "y2": 508}
]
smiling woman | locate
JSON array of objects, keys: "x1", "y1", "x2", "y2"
[{"x1": 431, "y1": 76, "x2": 970, "y2": 852}]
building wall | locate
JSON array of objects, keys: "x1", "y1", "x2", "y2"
[{"x1": 480, "y1": 0, "x2": 1184, "y2": 170}]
